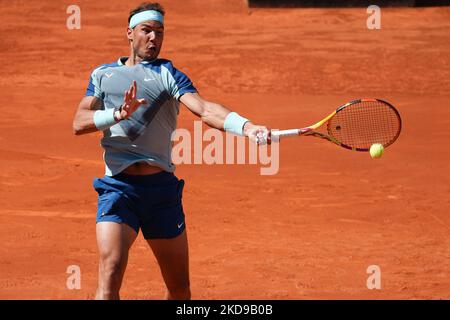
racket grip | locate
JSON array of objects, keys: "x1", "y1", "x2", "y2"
[
  {"x1": 268, "y1": 129, "x2": 300, "y2": 144},
  {"x1": 275, "y1": 129, "x2": 302, "y2": 137}
]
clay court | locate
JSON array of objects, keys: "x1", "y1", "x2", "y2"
[{"x1": 0, "y1": 0, "x2": 449, "y2": 299}]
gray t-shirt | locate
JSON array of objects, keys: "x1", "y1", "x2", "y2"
[{"x1": 85, "y1": 57, "x2": 197, "y2": 176}]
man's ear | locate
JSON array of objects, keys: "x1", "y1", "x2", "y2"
[{"x1": 127, "y1": 27, "x2": 133, "y2": 42}]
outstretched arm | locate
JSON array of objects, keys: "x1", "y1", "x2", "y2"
[{"x1": 180, "y1": 92, "x2": 269, "y2": 144}]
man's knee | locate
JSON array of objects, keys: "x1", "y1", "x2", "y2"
[{"x1": 99, "y1": 255, "x2": 127, "y2": 287}]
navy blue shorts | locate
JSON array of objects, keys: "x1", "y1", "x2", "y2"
[{"x1": 93, "y1": 171, "x2": 185, "y2": 239}]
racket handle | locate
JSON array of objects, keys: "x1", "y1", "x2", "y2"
[{"x1": 267, "y1": 129, "x2": 300, "y2": 144}]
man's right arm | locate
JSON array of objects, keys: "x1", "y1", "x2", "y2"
[
  {"x1": 72, "y1": 96, "x2": 106, "y2": 135},
  {"x1": 73, "y1": 80, "x2": 147, "y2": 136}
]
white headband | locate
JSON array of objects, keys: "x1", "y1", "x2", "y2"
[{"x1": 129, "y1": 10, "x2": 164, "y2": 29}]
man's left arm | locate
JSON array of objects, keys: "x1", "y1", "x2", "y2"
[{"x1": 180, "y1": 92, "x2": 269, "y2": 144}]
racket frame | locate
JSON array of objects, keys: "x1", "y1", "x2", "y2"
[{"x1": 269, "y1": 99, "x2": 402, "y2": 152}]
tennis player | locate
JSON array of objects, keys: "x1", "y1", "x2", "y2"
[{"x1": 73, "y1": 2, "x2": 269, "y2": 300}]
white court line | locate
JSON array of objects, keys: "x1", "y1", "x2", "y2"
[{"x1": 0, "y1": 209, "x2": 92, "y2": 219}]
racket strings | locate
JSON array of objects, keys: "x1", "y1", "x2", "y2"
[{"x1": 328, "y1": 100, "x2": 401, "y2": 150}]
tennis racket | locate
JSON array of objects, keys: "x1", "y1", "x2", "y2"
[{"x1": 268, "y1": 99, "x2": 402, "y2": 151}]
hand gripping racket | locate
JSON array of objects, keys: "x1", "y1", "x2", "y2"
[{"x1": 268, "y1": 99, "x2": 402, "y2": 151}]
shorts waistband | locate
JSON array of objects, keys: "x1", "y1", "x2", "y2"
[{"x1": 109, "y1": 171, "x2": 177, "y2": 186}]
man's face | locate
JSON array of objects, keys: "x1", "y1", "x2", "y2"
[{"x1": 127, "y1": 20, "x2": 164, "y2": 61}]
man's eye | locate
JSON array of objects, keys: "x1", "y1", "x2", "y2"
[{"x1": 142, "y1": 29, "x2": 163, "y2": 35}]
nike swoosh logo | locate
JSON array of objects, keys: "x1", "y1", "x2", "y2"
[
  {"x1": 105, "y1": 72, "x2": 113, "y2": 78},
  {"x1": 177, "y1": 222, "x2": 184, "y2": 229},
  {"x1": 144, "y1": 77, "x2": 155, "y2": 81}
]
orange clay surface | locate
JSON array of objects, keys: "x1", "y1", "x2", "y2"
[{"x1": 0, "y1": 1, "x2": 449, "y2": 299}]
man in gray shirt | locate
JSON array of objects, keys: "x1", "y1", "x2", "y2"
[{"x1": 73, "y1": 2, "x2": 268, "y2": 300}]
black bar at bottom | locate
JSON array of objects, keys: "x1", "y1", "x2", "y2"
[{"x1": 1, "y1": 300, "x2": 448, "y2": 319}]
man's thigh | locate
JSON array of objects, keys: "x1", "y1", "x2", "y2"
[{"x1": 147, "y1": 230, "x2": 190, "y2": 288}]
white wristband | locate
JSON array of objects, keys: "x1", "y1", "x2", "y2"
[
  {"x1": 93, "y1": 109, "x2": 117, "y2": 131},
  {"x1": 223, "y1": 112, "x2": 250, "y2": 136}
]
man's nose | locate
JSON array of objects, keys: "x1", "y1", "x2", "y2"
[{"x1": 148, "y1": 31, "x2": 156, "y2": 40}]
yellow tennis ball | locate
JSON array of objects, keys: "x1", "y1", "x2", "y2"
[{"x1": 370, "y1": 143, "x2": 384, "y2": 159}]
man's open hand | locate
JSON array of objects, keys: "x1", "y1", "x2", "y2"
[{"x1": 117, "y1": 81, "x2": 147, "y2": 120}]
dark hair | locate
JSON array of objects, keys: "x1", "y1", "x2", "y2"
[{"x1": 128, "y1": 2, "x2": 165, "y2": 23}]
